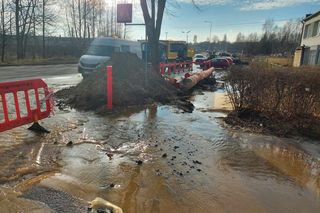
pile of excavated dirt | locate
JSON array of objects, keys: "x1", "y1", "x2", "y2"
[{"x1": 56, "y1": 53, "x2": 181, "y2": 111}]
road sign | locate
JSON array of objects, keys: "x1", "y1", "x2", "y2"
[{"x1": 117, "y1": 4, "x2": 132, "y2": 23}]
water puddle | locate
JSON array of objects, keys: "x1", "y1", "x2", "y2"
[{"x1": 0, "y1": 78, "x2": 319, "y2": 212}]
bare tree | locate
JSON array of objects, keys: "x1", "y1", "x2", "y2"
[
  {"x1": 140, "y1": 0, "x2": 166, "y2": 72},
  {"x1": 14, "y1": 0, "x2": 35, "y2": 59},
  {"x1": 40, "y1": 0, "x2": 56, "y2": 58},
  {"x1": 62, "y1": 0, "x2": 122, "y2": 38},
  {"x1": 236, "y1": 32, "x2": 245, "y2": 42}
]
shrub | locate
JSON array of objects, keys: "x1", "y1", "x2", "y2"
[{"x1": 225, "y1": 64, "x2": 320, "y2": 119}]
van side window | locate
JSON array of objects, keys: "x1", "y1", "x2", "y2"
[{"x1": 121, "y1": 45, "x2": 130, "y2": 53}]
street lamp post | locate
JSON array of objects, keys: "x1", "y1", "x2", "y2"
[
  {"x1": 182, "y1": 30, "x2": 191, "y2": 44},
  {"x1": 204, "y1": 20, "x2": 213, "y2": 52},
  {"x1": 204, "y1": 21, "x2": 213, "y2": 42}
]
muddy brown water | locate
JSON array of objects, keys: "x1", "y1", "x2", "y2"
[{"x1": 0, "y1": 74, "x2": 320, "y2": 212}]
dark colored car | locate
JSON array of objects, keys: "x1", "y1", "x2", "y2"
[
  {"x1": 211, "y1": 58, "x2": 230, "y2": 69},
  {"x1": 232, "y1": 58, "x2": 242, "y2": 65}
]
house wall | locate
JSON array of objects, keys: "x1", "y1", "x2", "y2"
[
  {"x1": 301, "y1": 15, "x2": 320, "y2": 47},
  {"x1": 300, "y1": 13, "x2": 320, "y2": 66},
  {"x1": 293, "y1": 48, "x2": 302, "y2": 67}
]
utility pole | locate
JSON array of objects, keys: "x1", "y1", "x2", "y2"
[{"x1": 165, "y1": 32, "x2": 168, "y2": 40}]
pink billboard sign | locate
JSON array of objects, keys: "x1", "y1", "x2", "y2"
[{"x1": 117, "y1": 4, "x2": 132, "y2": 23}]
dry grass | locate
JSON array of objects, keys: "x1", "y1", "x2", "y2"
[{"x1": 265, "y1": 56, "x2": 293, "y2": 67}]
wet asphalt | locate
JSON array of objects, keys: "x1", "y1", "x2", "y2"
[{"x1": 0, "y1": 64, "x2": 78, "y2": 81}]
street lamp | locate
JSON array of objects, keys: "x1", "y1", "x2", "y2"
[
  {"x1": 204, "y1": 21, "x2": 213, "y2": 42},
  {"x1": 182, "y1": 30, "x2": 191, "y2": 44},
  {"x1": 204, "y1": 20, "x2": 213, "y2": 52}
]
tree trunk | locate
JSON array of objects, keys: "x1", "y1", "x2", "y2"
[
  {"x1": 78, "y1": 0, "x2": 82, "y2": 38},
  {"x1": 33, "y1": 4, "x2": 36, "y2": 59},
  {"x1": 1, "y1": 0, "x2": 5, "y2": 62},
  {"x1": 106, "y1": 9, "x2": 109, "y2": 36},
  {"x1": 42, "y1": 0, "x2": 45, "y2": 58},
  {"x1": 140, "y1": 0, "x2": 166, "y2": 72},
  {"x1": 110, "y1": 3, "x2": 114, "y2": 36},
  {"x1": 83, "y1": 0, "x2": 86, "y2": 38},
  {"x1": 15, "y1": 0, "x2": 22, "y2": 59},
  {"x1": 71, "y1": 0, "x2": 77, "y2": 37},
  {"x1": 92, "y1": 6, "x2": 95, "y2": 38},
  {"x1": 9, "y1": 12, "x2": 12, "y2": 35}
]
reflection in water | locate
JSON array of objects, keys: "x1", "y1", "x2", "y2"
[
  {"x1": 193, "y1": 91, "x2": 232, "y2": 112},
  {"x1": 147, "y1": 104, "x2": 158, "y2": 121},
  {"x1": 219, "y1": 133, "x2": 320, "y2": 194},
  {"x1": 0, "y1": 91, "x2": 319, "y2": 212}
]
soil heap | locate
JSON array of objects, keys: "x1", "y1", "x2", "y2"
[{"x1": 56, "y1": 53, "x2": 178, "y2": 111}]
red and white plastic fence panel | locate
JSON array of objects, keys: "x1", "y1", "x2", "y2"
[
  {"x1": 0, "y1": 79, "x2": 53, "y2": 132},
  {"x1": 160, "y1": 60, "x2": 212, "y2": 75}
]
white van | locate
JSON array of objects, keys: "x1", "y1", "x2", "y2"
[{"x1": 78, "y1": 37, "x2": 142, "y2": 77}]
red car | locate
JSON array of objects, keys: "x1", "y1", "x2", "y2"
[{"x1": 224, "y1": 57, "x2": 234, "y2": 65}]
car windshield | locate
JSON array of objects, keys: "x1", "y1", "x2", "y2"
[
  {"x1": 86, "y1": 45, "x2": 116, "y2": 56},
  {"x1": 195, "y1": 55, "x2": 204, "y2": 58}
]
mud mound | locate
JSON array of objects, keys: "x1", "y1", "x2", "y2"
[{"x1": 56, "y1": 53, "x2": 178, "y2": 111}]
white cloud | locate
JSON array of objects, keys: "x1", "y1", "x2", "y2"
[
  {"x1": 240, "y1": 0, "x2": 320, "y2": 11},
  {"x1": 176, "y1": 0, "x2": 319, "y2": 10},
  {"x1": 176, "y1": 0, "x2": 233, "y2": 6}
]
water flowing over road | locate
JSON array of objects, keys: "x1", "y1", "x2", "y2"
[{"x1": 0, "y1": 68, "x2": 319, "y2": 212}]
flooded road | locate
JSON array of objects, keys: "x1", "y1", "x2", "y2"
[{"x1": 0, "y1": 72, "x2": 320, "y2": 212}]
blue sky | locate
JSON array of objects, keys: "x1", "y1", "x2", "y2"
[{"x1": 128, "y1": 0, "x2": 320, "y2": 42}]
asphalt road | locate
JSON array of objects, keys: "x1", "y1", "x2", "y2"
[{"x1": 0, "y1": 64, "x2": 78, "y2": 81}]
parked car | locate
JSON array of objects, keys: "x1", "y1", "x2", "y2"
[
  {"x1": 218, "y1": 52, "x2": 232, "y2": 57},
  {"x1": 211, "y1": 58, "x2": 230, "y2": 69},
  {"x1": 232, "y1": 57, "x2": 242, "y2": 65},
  {"x1": 224, "y1": 57, "x2": 234, "y2": 65},
  {"x1": 193, "y1": 54, "x2": 206, "y2": 64},
  {"x1": 78, "y1": 37, "x2": 142, "y2": 78}
]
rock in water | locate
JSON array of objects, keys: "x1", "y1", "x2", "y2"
[{"x1": 66, "y1": 141, "x2": 73, "y2": 147}]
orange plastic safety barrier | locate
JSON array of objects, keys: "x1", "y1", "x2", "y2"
[
  {"x1": 160, "y1": 60, "x2": 212, "y2": 75},
  {"x1": 0, "y1": 79, "x2": 53, "y2": 132}
]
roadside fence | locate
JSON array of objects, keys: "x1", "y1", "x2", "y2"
[
  {"x1": 0, "y1": 79, "x2": 53, "y2": 132},
  {"x1": 160, "y1": 60, "x2": 213, "y2": 76}
]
